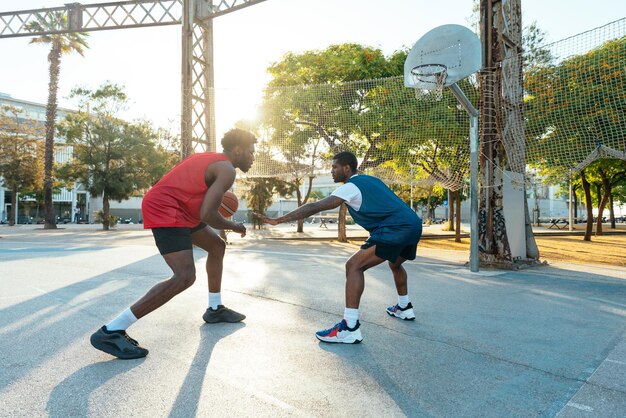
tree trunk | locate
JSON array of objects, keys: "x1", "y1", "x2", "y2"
[
  {"x1": 296, "y1": 187, "x2": 304, "y2": 233},
  {"x1": 296, "y1": 175, "x2": 314, "y2": 233},
  {"x1": 447, "y1": 189, "x2": 454, "y2": 231},
  {"x1": 609, "y1": 193, "x2": 615, "y2": 229},
  {"x1": 595, "y1": 183, "x2": 606, "y2": 236},
  {"x1": 596, "y1": 173, "x2": 612, "y2": 235},
  {"x1": 8, "y1": 187, "x2": 17, "y2": 226},
  {"x1": 454, "y1": 190, "x2": 461, "y2": 243},
  {"x1": 102, "y1": 194, "x2": 110, "y2": 231},
  {"x1": 581, "y1": 170, "x2": 593, "y2": 241},
  {"x1": 337, "y1": 203, "x2": 348, "y2": 242},
  {"x1": 44, "y1": 44, "x2": 61, "y2": 230},
  {"x1": 425, "y1": 194, "x2": 432, "y2": 224}
]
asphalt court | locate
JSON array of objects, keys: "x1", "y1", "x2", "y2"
[{"x1": 1, "y1": 226, "x2": 625, "y2": 417}]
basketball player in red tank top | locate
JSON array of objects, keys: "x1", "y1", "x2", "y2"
[{"x1": 90, "y1": 128, "x2": 256, "y2": 359}]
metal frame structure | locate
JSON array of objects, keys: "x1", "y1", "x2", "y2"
[{"x1": 0, "y1": 0, "x2": 267, "y2": 157}]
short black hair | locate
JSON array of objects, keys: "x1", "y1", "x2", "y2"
[
  {"x1": 332, "y1": 151, "x2": 358, "y2": 172},
  {"x1": 221, "y1": 128, "x2": 257, "y2": 152}
]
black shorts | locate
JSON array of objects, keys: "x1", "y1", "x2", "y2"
[
  {"x1": 361, "y1": 239, "x2": 418, "y2": 263},
  {"x1": 151, "y1": 223, "x2": 206, "y2": 255}
]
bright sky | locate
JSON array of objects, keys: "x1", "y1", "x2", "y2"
[{"x1": 1, "y1": 0, "x2": 625, "y2": 138}]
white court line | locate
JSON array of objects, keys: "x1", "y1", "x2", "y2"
[
  {"x1": 228, "y1": 248, "x2": 347, "y2": 259},
  {"x1": 566, "y1": 402, "x2": 594, "y2": 412},
  {"x1": 605, "y1": 359, "x2": 626, "y2": 365}
]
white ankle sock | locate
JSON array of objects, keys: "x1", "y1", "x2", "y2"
[
  {"x1": 209, "y1": 292, "x2": 222, "y2": 310},
  {"x1": 398, "y1": 294, "x2": 410, "y2": 309},
  {"x1": 343, "y1": 308, "x2": 359, "y2": 328},
  {"x1": 106, "y1": 307, "x2": 138, "y2": 331}
]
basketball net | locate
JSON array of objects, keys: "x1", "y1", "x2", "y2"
[{"x1": 410, "y1": 64, "x2": 448, "y2": 101}]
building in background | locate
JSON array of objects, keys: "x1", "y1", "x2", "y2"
[{"x1": 0, "y1": 92, "x2": 143, "y2": 224}]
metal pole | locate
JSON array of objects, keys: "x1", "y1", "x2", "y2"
[
  {"x1": 204, "y1": 14, "x2": 216, "y2": 152},
  {"x1": 469, "y1": 114, "x2": 479, "y2": 272},
  {"x1": 449, "y1": 83, "x2": 479, "y2": 272},
  {"x1": 181, "y1": 0, "x2": 194, "y2": 159}
]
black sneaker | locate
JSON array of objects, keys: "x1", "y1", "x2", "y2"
[
  {"x1": 202, "y1": 305, "x2": 246, "y2": 323},
  {"x1": 90, "y1": 326, "x2": 149, "y2": 359}
]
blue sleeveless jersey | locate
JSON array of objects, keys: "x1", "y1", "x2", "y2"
[{"x1": 346, "y1": 175, "x2": 422, "y2": 245}]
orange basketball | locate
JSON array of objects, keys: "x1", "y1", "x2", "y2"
[{"x1": 219, "y1": 191, "x2": 239, "y2": 218}]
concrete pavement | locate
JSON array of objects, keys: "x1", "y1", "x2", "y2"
[{"x1": 0, "y1": 224, "x2": 625, "y2": 417}]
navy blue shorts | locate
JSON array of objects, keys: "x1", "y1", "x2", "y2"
[
  {"x1": 151, "y1": 223, "x2": 206, "y2": 255},
  {"x1": 361, "y1": 240, "x2": 418, "y2": 263},
  {"x1": 361, "y1": 222, "x2": 422, "y2": 263}
]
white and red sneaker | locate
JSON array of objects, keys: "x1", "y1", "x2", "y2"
[
  {"x1": 315, "y1": 319, "x2": 363, "y2": 344},
  {"x1": 386, "y1": 302, "x2": 416, "y2": 320}
]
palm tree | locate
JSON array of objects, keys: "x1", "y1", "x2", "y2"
[{"x1": 26, "y1": 12, "x2": 88, "y2": 229}]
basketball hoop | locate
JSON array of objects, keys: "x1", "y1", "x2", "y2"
[{"x1": 410, "y1": 63, "x2": 447, "y2": 101}]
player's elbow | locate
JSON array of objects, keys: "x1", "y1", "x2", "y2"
[{"x1": 200, "y1": 208, "x2": 220, "y2": 227}]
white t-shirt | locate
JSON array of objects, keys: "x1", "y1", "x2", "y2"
[{"x1": 331, "y1": 175, "x2": 362, "y2": 211}]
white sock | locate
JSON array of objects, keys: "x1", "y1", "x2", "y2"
[
  {"x1": 209, "y1": 292, "x2": 222, "y2": 310},
  {"x1": 105, "y1": 307, "x2": 138, "y2": 332},
  {"x1": 398, "y1": 294, "x2": 410, "y2": 309},
  {"x1": 343, "y1": 308, "x2": 359, "y2": 328}
]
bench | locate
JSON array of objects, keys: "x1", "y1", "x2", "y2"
[
  {"x1": 309, "y1": 215, "x2": 354, "y2": 228},
  {"x1": 546, "y1": 217, "x2": 584, "y2": 229},
  {"x1": 547, "y1": 218, "x2": 569, "y2": 229}
]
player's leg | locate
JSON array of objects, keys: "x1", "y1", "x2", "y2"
[
  {"x1": 91, "y1": 227, "x2": 197, "y2": 359},
  {"x1": 130, "y1": 249, "x2": 197, "y2": 318},
  {"x1": 344, "y1": 245, "x2": 387, "y2": 308},
  {"x1": 316, "y1": 245, "x2": 385, "y2": 344},
  {"x1": 191, "y1": 225, "x2": 245, "y2": 323},
  {"x1": 386, "y1": 256, "x2": 416, "y2": 320},
  {"x1": 386, "y1": 242, "x2": 418, "y2": 320}
]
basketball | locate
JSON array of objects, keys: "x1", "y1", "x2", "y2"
[{"x1": 219, "y1": 191, "x2": 239, "y2": 218}]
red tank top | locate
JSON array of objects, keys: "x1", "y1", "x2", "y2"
[{"x1": 141, "y1": 153, "x2": 230, "y2": 228}]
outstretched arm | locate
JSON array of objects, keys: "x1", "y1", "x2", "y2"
[{"x1": 256, "y1": 196, "x2": 344, "y2": 225}]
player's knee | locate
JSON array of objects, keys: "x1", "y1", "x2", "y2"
[
  {"x1": 388, "y1": 260, "x2": 403, "y2": 271},
  {"x1": 174, "y1": 265, "x2": 196, "y2": 290},
  {"x1": 208, "y1": 235, "x2": 226, "y2": 256},
  {"x1": 345, "y1": 258, "x2": 365, "y2": 274}
]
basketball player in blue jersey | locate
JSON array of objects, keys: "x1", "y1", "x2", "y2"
[{"x1": 256, "y1": 151, "x2": 422, "y2": 344}]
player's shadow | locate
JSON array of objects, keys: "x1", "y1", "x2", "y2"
[
  {"x1": 0, "y1": 254, "x2": 165, "y2": 394},
  {"x1": 167, "y1": 322, "x2": 245, "y2": 418},
  {"x1": 46, "y1": 359, "x2": 146, "y2": 418},
  {"x1": 318, "y1": 342, "x2": 431, "y2": 417}
]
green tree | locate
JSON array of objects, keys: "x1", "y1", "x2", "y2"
[
  {"x1": 525, "y1": 37, "x2": 626, "y2": 240},
  {"x1": 261, "y1": 44, "x2": 426, "y2": 240},
  {"x1": 522, "y1": 22, "x2": 554, "y2": 68},
  {"x1": 57, "y1": 83, "x2": 172, "y2": 230},
  {"x1": 239, "y1": 146, "x2": 296, "y2": 229},
  {"x1": 0, "y1": 106, "x2": 44, "y2": 225},
  {"x1": 581, "y1": 160, "x2": 626, "y2": 234},
  {"x1": 26, "y1": 11, "x2": 88, "y2": 230}
]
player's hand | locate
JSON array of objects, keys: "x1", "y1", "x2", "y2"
[
  {"x1": 253, "y1": 212, "x2": 279, "y2": 226},
  {"x1": 231, "y1": 221, "x2": 246, "y2": 238}
]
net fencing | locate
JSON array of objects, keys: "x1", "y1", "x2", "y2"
[{"x1": 217, "y1": 18, "x2": 626, "y2": 197}]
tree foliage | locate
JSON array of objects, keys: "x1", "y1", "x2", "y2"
[
  {"x1": 525, "y1": 36, "x2": 626, "y2": 240},
  {"x1": 57, "y1": 83, "x2": 176, "y2": 230},
  {"x1": 0, "y1": 106, "x2": 44, "y2": 225}
]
